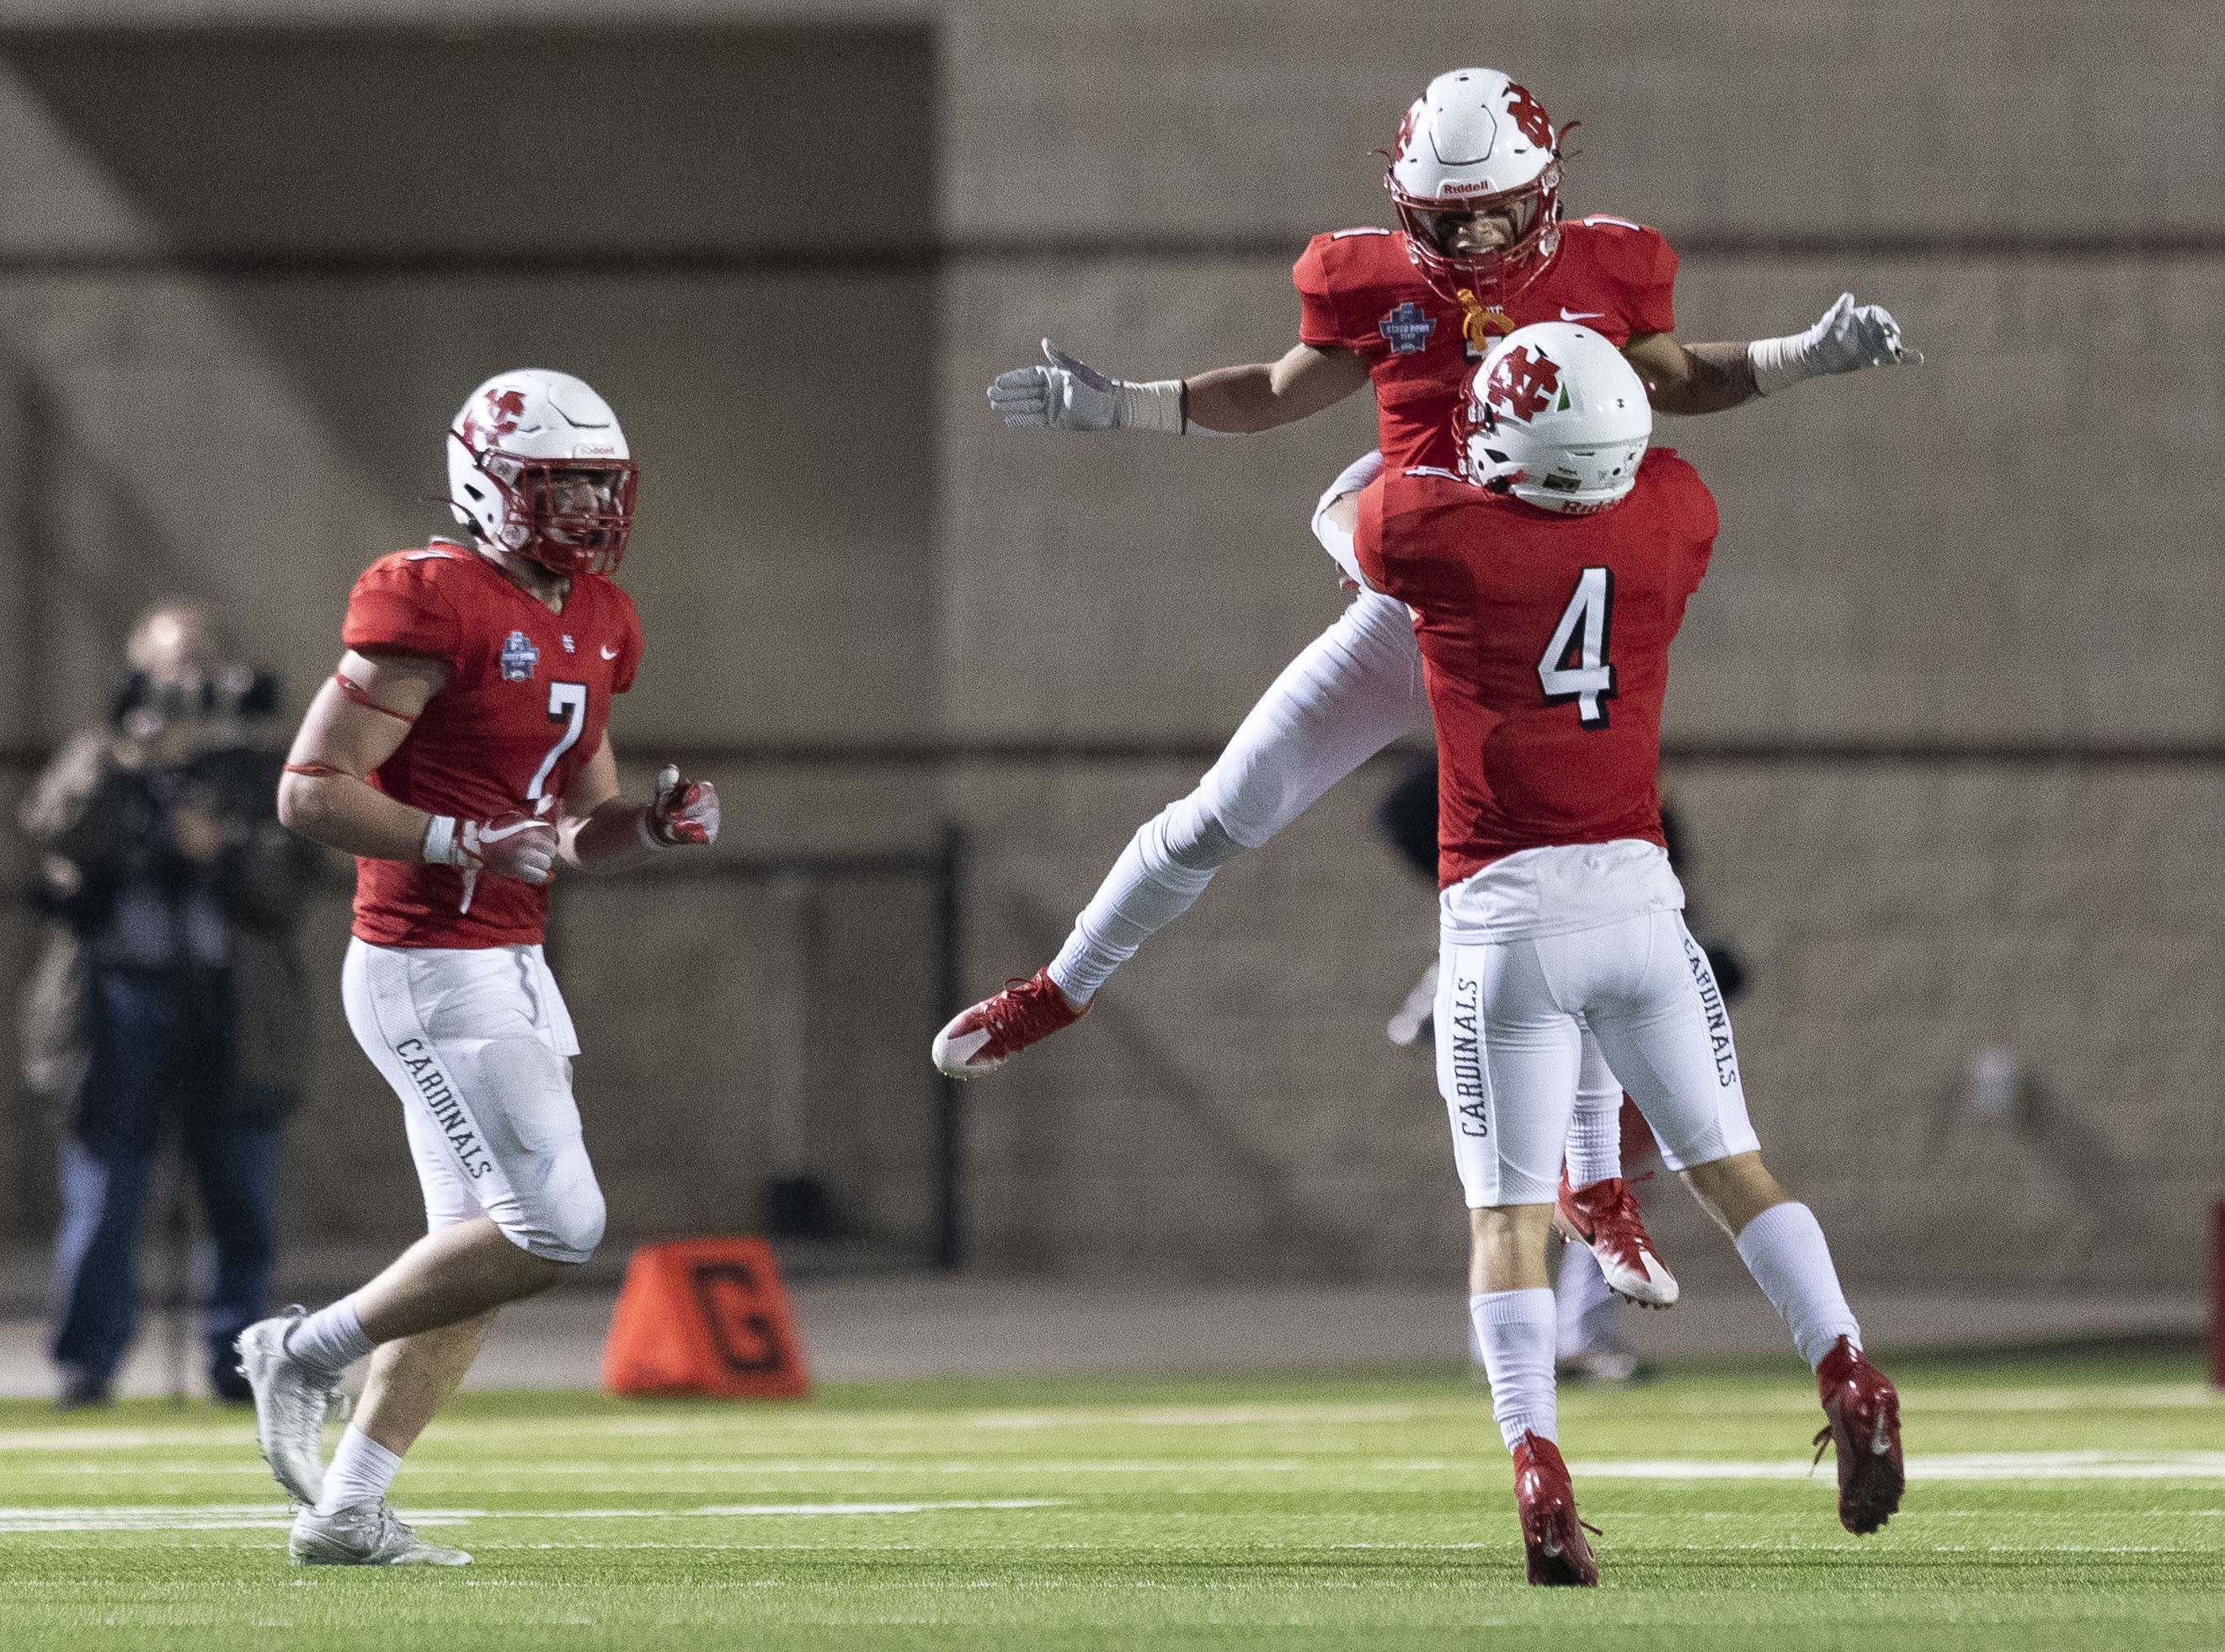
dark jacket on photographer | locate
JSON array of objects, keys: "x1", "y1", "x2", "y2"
[{"x1": 19, "y1": 716, "x2": 321, "y2": 1138}]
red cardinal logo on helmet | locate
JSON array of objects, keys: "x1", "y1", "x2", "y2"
[
  {"x1": 464, "y1": 388, "x2": 526, "y2": 448},
  {"x1": 1392, "y1": 103, "x2": 1419, "y2": 157},
  {"x1": 1486, "y1": 345, "x2": 1561, "y2": 422},
  {"x1": 1504, "y1": 82, "x2": 1552, "y2": 147}
]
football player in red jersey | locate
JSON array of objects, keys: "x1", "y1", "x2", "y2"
[
  {"x1": 940, "y1": 67, "x2": 1911, "y2": 1301},
  {"x1": 1343, "y1": 322, "x2": 1902, "y2": 1585},
  {"x1": 235, "y1": 370, "x2": 719, "y2": 1566}
]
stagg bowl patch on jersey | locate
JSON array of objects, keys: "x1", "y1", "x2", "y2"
[
  {"x1": 1378, "y1": 301, "x2": 1438, "y2": 355},
  {"x1": 499, "y1": 630, "x2": 540, "y2": 683}
]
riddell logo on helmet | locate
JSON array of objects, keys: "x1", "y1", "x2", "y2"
[
  {"x1": 465, "y1": 389, "x2": 526, "y2": 447},
  {"x1": 1486, "y1": 345, "x2": 1561, "y2": 422}
]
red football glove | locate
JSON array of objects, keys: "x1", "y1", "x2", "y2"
[{"x1": 643, "y1": 764, "x2": 719, "y2": 849}]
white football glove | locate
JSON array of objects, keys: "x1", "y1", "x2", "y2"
[
  {"x1": 640, "y1": 763, "x2": 719, "y2": 849},
  {"x1": 1748, "y1": 293, "x2": 1922, "y2": 397},
  {"x1": 986, "y1": 340, "x2": 1187, "y2": 434},
  {"x1": 424, "y1": 808, "x2": 560, "y2": 914}
]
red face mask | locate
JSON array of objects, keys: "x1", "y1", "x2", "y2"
[{"x1": 478, "y1": 452, "x2": 640, "y2": 576}]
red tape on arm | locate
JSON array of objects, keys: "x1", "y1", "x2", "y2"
[{"x1": 333, "y1": 672, "x2": 418, "y2": 723}]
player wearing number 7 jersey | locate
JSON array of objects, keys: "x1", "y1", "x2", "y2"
[
  {"x1": 1350, "y1": 323, "x2": 1902, "y2": 1585},
  {"x1": 237, "y1": 370, "x2": 719, "y2": 1567}
]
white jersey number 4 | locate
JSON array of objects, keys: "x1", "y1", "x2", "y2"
[{"x1": 1538, "y1": 567, "x2": 1617, "y2": 729}]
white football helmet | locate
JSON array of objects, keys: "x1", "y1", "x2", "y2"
[
  {"x1": 1385, "y1": 68, "x2": 1563, "y2": 306},
  {"x1": 447, "y1": 369, "x2": 638, "y2": 576},
  {"x1": 1459, "y1": 322, "x2": 1651, "y2": 516}
]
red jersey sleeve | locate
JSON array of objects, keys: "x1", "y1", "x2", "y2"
[
  {"x1": 1649, "y1": 449, "x2": 1720, "y2": 589},
  {"x1": 1292, "y1": 233, "x2": 1348, "y2": 349},
  {"x1": 1577, "y1": 217, "x2": 1678, "y2": 336},
  {"x1": 611, "y1": 588, "x2": 644, "y2": 695},
  {"x1": 342, "y1": 551, "x2": 467, "y2": 667}
]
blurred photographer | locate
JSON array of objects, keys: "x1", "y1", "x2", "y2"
[{"x1": 20, "y1": 600, "x2": 319, "y2": 1407}]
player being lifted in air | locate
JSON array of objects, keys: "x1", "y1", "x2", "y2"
[
  {"x1": 1342, "y1": 321, "x2": 1902, "y2": 1585},
  {"x1": 936, "y1": 68, "x2": 1917, "y2": 1306},
  {"x1": 237, "y1": 371, "x2": 720, "y2": 1566}
]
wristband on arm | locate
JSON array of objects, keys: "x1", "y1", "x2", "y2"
[
  {"x1": 422, "y1": 814, "x2": 462, "y2": 865},
  {"x1": 1746, "y1": 333, "x2": 1811, "y2": 399}
]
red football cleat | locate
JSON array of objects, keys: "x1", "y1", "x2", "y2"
[
  {"x1": 1554, "y1": 1170, "x2": 1678, "y2": 1307},
  {"x1": 1511, "y1": 1431, "x2": 1598, "y2": 1587},
  {"x1": 1813, "y1": 1335, "x2": 1904, "y2": 1534},
  {"x1": 931, "y1": 968, "x2": 1087, "y2": 1078}
]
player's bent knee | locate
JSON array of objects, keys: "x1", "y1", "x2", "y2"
[
  {"x1": 504, "y1": 1164, "x2": 606, "y2": 1265},
  {"x1": 1161, "y1": 804, "x2": 1241, "y2": 872},
  {"x1": 549, "y1": 1180, "x2": 607, "y2": 1261},
  {"x1": 1184, "y1": 770, "x2": 1284, "y2": 854}
]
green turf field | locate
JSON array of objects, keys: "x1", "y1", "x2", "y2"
[{"x1": 0, "y1": 1349, "x2": 2219, "y2": 1650}]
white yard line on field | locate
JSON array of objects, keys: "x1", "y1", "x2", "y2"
[
  {"x1": 0, "y1": 1499, "x2": 1065, "y2": 1533},
  {"x1": 1584, "y1": 1451, "x2": 2225, "y2": 1480}
]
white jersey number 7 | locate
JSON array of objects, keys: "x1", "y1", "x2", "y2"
[
  {"x1": 1538, "y1": 566, "x2": 1617, "y2": 729},
  {"x1": 526, "y1": 681, "x2": 590, "y2": 801}
]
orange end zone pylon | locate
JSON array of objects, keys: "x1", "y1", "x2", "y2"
[{"x1": 602, "y1": 1237, "x2": 809, "y2": 1399}]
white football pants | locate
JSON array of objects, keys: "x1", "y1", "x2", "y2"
[
  {"x1": 1043, "y1": 450, "x2": 1631, "y2": 1175},
  {"x1": 1046, "y1": 585, "x2": 1428, "y2": 1002},
  {"x1": 342, "y1": 938, "x2": 607, "y2": 1264},
  {"x1": 1040, "y1": 578, "x2": 1630, "y2": 1173},
  {"x1": 1437, "y1": 910, "x2": 1760, "y2": 1209}
]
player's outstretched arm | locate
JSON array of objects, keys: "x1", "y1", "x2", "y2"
[
  {"x1": 988, "y1": 339, "x2": 1368, "y2": 435},
  {"x1": 1184, "y1": 343, "x2": 1372, "y2": 434},
  {"x1": 558, "y1": 733, "x2": 719, "y2": 872},
  {"x1": 1625, "y1": 294, "x2": 1919, "y2": 418},
  {"x1": 277, "y1": 649, "x2": 557, "y2": 888}
]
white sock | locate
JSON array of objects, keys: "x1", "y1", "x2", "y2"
[
  {"x1": 315, "y1": 1424, "x2": 402, "y2": 1516},
  {"x1": 1563, "y1": 1095, "x2": 1623, "y2": 1189},
  {"x1": 1553, "y1": 1243, "x2": 1619, "y2": 1360},
  {"x1": 1469, "y1": 1287, "x2": 1559, "y2": 1452},
  {"x1": 283, "y1": 1296, "x2": 376, "y2": 1378},
  {"x1": 1047, "y1": 795, "x2": 1238, "y2": 1004},
  {"x1": 1734, "y1": 1202, "x2": 1862, "y2": 1367}
]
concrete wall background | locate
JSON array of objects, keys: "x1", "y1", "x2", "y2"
[
  {"x1": 934, "y1": 0, "x2": 2225, "y2": 1296},
  {"x1": 0, "y1": 20, "x2": 947, "y2": 1248},
  {"x1": 0, "y1": 0, "x2": 2218, "y2": 1298}
]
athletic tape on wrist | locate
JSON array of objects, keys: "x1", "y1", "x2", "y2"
[
  {"x1": 636, "y1": 807, "x2": 676, "y2": 850},
  {"x1": 1746, "y1": 334, "x2": 1810, "y2": 398},
  {"x1": 1118, "y1": 378, "x2": 1188, "y2": 434},
  {"x1": 422, "y1": 814, "x2": 460, "y2": 866}
]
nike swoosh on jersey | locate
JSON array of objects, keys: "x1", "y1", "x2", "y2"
[
  {"x1": 1560, "y1": 307, "x2": 1605, "y2": 321},
  {"x1": 600, "y1": 644, "x2": 620, "y2": 659}
]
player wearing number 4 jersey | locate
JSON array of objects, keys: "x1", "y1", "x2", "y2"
[
  {"x1": 237, "y1": 370, "x2": 719, "y2": 1567},
  {"x1": 939, "y1": 67, "x2": 1915, "y2": 1305},
  {"x1": 1347, "y1": 322, "x2": 1902, "y2": 1586}
]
